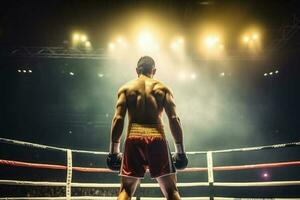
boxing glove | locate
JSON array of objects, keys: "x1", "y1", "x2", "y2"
[
  {"x1": 172, "y1": 153, "x2": 188, "y2": 170},
  {"x1": 172, "y1": 143, "x2": 188, "y2": 170},
  {"x1": 106, "y1": 142, "x2": 122, "y2": 171},
  {"x1": 106, "y1": 152, "x2": 122, "y2": 171}
]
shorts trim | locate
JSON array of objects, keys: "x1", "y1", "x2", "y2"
[
  {"x1": 119, "y1": 173, "x2": 144, "y2": 179},
  {"x1": 152, "y1": 172, "x2": 177, "y2": 179}
]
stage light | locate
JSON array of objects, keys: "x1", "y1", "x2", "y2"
[
  {"x1": 98, "y1": 73, "x2": 104, "y2": 78},
  {"x1": 115, "y1": 36, "x2": 128, "y2": 48},
  {"x1": 138, "y1": 31, "x2": 154, "y2": 47},
  {"x1": 80, "y1": 34, "x2": 87, "y2": 42},
  {"x1": 241, "y1": 30, "x2": 261, "y2": 47},
  {"x1": 85, "y1": 41, "x2": 91, "y2": 48},
  {"x1": 220, "y1": 72, "x2": 225, "y2": 77},
  {"x1": 17, "y1": 69, "x2": 21, "y2": 73},
  {"x1": 191, "y1": 73, "x2": 197, "y2": 80},
  {"x1": 136, "y1": 30, "x2": 160, "y2": 52},
  {"x1": 108, "y1": 42, "x2": 116, "y2": 51},
  {"x1": 116, "y1": 36, "x2": 124, "y2": 44},
  {"x1": 243, "y1": 36, "x2": 250, "y2": 43},
  {"x1": 69, "y1": 72, "x2": 74, "y2": 76},
  {"x1": 23, "y1": 70, "x2": 27, "y2": 73},
  {"x1": 170, "y1": 42, "x2": 179, "y2": 50},
  {"x1": 264, "y1": 73, "x2": 268, "y2": 76},
  {"x1": 275, "y1": 70, "x2": 279, "y2": 74},
  {"x1": 262, "y1": 172, "x2": 269, "y2": 179},
  {"x1": 73, "y1": 33, "x2": 80, "y2": 41},
  {"x1": 269, "y1": 72, "x2": 273, "y2": 75},
  {"x1": 170, "y1": 36, "x2": 185, "y2": 51},
  {"x1": 28, "y1": 70, "x2": 32, "y2": 73},
  {"x1": 177, "y1": 37, "x2": 184, "y2": 44},
  {"x1": 252, "y1": 33, "x2": 258, "y2": 40},
  {"x1": 205, "y1": 36, "x2": 219, "y2": 48}
]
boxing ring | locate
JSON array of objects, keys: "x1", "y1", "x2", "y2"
[{"x1": 0, "y1": 137, "x2": 300, "y2": 200}]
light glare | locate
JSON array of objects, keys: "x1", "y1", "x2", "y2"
[
  {"x1": 205, "y1": 36, "x2": 219, "y2": 48},
  {"x1": 138, "y1": 31, "x2": 154, "y2": 47},
  {"x1": 108, "y1": 42, "x2": 116, "y2": 51},
  {"x1": 80, "y1": 35, "x2": 87, "y2": 42},
  {"x1": 73, "y1": 33, "x2": 80, "y2": 41},
  {"x1": 85, "y1": 41, "x2": 91, "y2": 48}
]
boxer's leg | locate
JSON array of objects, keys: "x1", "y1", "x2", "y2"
[
  {"x1": 117, "y1": 176, "x2": 140, "y2": 200},
  {"x1": 156, "y1": 174, "x2": 181, "y2": 200}
]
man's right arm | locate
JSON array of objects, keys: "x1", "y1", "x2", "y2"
[{"x1": 164, "y1": 89, "x2": 184, "y2": 153}]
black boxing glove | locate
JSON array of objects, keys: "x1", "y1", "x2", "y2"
[
  {"x1": 172, "y1": 143, "x2": 188, "y2": 170},
  {"x1": 106, "y1": 153, "x2": 122, "y2": 171},
  {"x1": 106, "y1": 142, "x2": 122, "y2": 171}
]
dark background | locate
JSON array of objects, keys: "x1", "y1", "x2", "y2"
[{"x1": 0, "y1": 0, "x2": 300, "y2": 198}]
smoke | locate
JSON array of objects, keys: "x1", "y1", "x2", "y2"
[{"x1": 99, "y1": 46, "x2": 263, "y2": 152}]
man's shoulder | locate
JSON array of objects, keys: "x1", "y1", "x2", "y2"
[
  {"x1": 152, "y1": 79, "x2": 173, "y2": 94},
  {"x1": 117, "y1": 79, "x2": 137, "y2": 94}
]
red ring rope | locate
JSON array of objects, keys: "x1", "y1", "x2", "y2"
[{"x1": 1, "y1": 159, "x2": 300, "y2": 173}]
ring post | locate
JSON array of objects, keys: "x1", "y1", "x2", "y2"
[
  {"x1": 66, "y1": 149, "x2": 73, "y2": 200},
  {"x1": 207, "y1": 151, "x2": 214, "y2": 200}
]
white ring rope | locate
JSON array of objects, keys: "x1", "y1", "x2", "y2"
[
  {"x1": 0, "y1": 180, "x2": 209, "y2": 188},
  {"x1": 1, "y1": 179, "x2": 300, "y2": 188},
  {"x1": 1, "y1": 137, "x2": 300, "y2": 199},
  {"x1": 1, "y1": 137, "x2": 300, "y2": 155},
  {"x1": 0, "y1": 137, "x2": 107, "y2": 155}
]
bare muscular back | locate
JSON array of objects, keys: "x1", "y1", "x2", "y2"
[
  {"x1": 111, "y1": 74, "x2": 182, "y2": 145},
  {"x1": 119, "y1": 75, "x2": 167, "y2": 124}
]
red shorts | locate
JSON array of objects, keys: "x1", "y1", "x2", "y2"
[{"x1": 120, "y1": 123, "x2": 176, "y2": 179}]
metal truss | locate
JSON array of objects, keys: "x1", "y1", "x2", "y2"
[
  {"x1": 1, "y1": 46, "x2": 266, "y2": 61},
  {"x1": 1, "y1": 46, "x2": 110, "y2": 60},
  {"x1": 271, "y1": 14, "x2": 300, "y2": 50}
]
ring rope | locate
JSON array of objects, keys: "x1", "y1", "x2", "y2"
[
  {"x1": 1, "y1": 179, "x2": 300, "y2": 188},
  {"x1": 1, "y1": 159, "x2": 300, "y2": 173},
  {"x1": 1, "y1": 137, "x2": 300, "y2": 155},
  {"x1": 0, "y1": 179, "x2": 209, "y2": 187},
  {"x1": 1, "y1": 137, "x2": 300, "y2": 199},
  {"x1": 0, "y1": 137, "x2": 106, "y2": 155}
]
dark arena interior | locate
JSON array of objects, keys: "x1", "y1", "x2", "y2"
[{"x1": 0, "y1": 0, "x2": 300, "y2": 199}]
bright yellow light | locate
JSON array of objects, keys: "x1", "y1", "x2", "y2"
[
  {"x1": 116, "y1": 36, "x2": 124, "y2": 44},
  {"x1": 177, "y1": 37, "x2": 184, "y2": 44},
  {"x1": 85, "y1": 41, "x2": 91, "y2": 48},
  {"x1": 204, "y1": 36, "x2": 219, "y2": 48},
  {"x1": 170, "y1": 36, "x2": 185, "y2": 51},
  {"x1": 115, "y1": 36, "x2": 127, "y2": 48},
  {"x1": 108, "y1": 42, "x2": 115, "y2": 51},
  {"x1": 73, "y1": 33, "x2": 80, "y2": 41},
  {"x1": 80, "y1": 35, "x2": 87, "y2": 42},
  {"x1": 138, "y1": 31, "x2": 154, "y2": 47},
  {"x1": 252, "y1": 33, "x2": 258, "y2": 40},
  {"x1": 243, "y1": 36, "x2": 250, "y2": 43}
]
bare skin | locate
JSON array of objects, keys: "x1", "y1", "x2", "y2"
[{"x1": 111, "y1": 70, "x2": 184, "y2": 200}]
